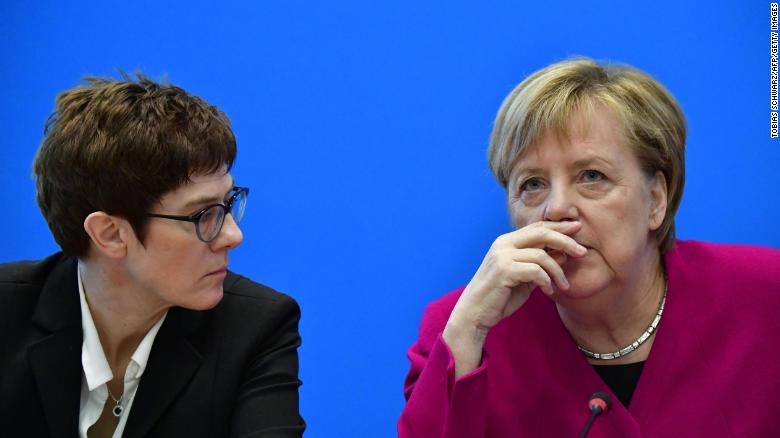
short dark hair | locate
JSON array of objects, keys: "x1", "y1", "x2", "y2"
[{"x1": 33, "y1": 72, "x2": 237, "y2": 257}]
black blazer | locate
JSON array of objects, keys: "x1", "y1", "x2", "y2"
[{"x1": 0, "y1": 253, "x2": 305, "y2": 437}]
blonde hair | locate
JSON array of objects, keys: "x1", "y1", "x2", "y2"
[{"x1": 488, "y1": 57, "x2": 686, "y2": 253}]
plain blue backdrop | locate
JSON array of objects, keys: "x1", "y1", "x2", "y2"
[{"x1": 2, "y1": 1, "x2": 777, "y2": 436}]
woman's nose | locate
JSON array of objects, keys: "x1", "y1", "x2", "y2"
[
  {"x1": 212, "y1": 212, "x2": 244, "y2": 250},
  {"x1": 542, "y1": 186, "x2": 579, "y2": 222}
]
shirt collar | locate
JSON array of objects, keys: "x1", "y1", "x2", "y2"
[{"x1": 130, "y1": 308, "x2": 167, "y2": 378}]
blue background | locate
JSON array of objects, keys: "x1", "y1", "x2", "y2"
[{"x1": 2, "y1": 1, "x2": 777, "y2": 436}]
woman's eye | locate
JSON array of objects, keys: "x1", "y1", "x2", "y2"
[
  {"x1": 520, "y1": 177, "x2": 545, "y2": 192},
  {"x1": 202, "y1": 209, "x2": 216, "y2": 220},
  {"x1": 581, "y1": 170, "x2": 605, "y2": 183}
]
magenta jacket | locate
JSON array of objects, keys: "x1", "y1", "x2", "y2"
[{"x1": 399, "y1": 241, "x2": 780, "y2": 437}]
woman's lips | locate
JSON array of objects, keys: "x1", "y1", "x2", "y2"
[{"x1": 207, "y1": 267, "x2": 227, "y2": 276}]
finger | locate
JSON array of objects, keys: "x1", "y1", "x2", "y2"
[
  {"x1": 545, "y1": 249, "x2": 568, "y2": 266},
  {"x1": 506, "y1": 262, "x2": 555, "y2": 296},
  {"x1": 507, "y1": 248, "x2": 569, "y2": 290},
  {"x1": 531, "y1": 220, "x2": 582, "y2": 235},
  {"x1": 501, "y1": 224, "x2": 587, "y2": 258}
]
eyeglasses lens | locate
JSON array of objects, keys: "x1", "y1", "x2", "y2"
[
  {"x1": 232, "y1": 190, "x2": 247, "y2": 224},
  {"x1": 198, "y1": 205, "x2": 226, "y2": 242}
]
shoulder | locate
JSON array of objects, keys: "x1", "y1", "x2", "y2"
[
  {"x1": 669, "y1": 239, "x2": 780, "y2": 262},
  {"x1": 0, "y1": 253, "x2": 71, "y2": 313},
  {"x1": 0, "y1": 252, "x2": 68, "y2": 287},
  {"x1": 667, "y1": 240, "x2": 780, "y2": 285},
  {"x1": 219, "y1": 271, "x2": 301, "y2": 323},
  {"x1": 0, "y1": 253, "x2": 75, "y2": 345},
  {"x1": 666, "y1": 240, "x2": 780, "y2": 312},
  {"x1": 223, "y1": 272, "x2": 299, "y2": 308},
  {"x1": 174, "y1": 272, "x2": 301, "y2": 357}
]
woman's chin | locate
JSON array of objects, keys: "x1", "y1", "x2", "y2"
[
  {"x1": 556, "y1": 271, "x2": 611, "y2": 301},
  {"x1": 551, "y1": 253, "x2": 611, "y2": 300},
  {"x1": 554, "y1": 284, "x2": 600, "y2": 301}
]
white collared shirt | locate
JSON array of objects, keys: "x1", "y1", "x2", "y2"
[{"x1": 77, "y1": 262, "x2": 167, "y2": 438}]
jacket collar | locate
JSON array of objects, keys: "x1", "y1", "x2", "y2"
[
  {"x1": 122, "y1": 308, "x2": 204, "y2": 438},
  {"x1": 28, "y1": 255, "x2": 84, "y2": 438}
]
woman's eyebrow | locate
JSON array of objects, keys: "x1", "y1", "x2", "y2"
[
  {"x1": 512, "y1": 166, "x2": 545, "y2": 179},
  {"x1": 183, "y1": 195, "x2": 221, "y2": 210},
  {"x1": 571, "y1": 156, "x2": 614, "y2": 169},
  {"x1": 182, "y1": 178, "x2": 236, "y2": 210}
]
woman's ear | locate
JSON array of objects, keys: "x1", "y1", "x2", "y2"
[
  {"x1": 648, "y1": 171, "x2": 668, "y2": 231},
  {"x1": 83, "y1": 212, "x2": 129, "y2": 259}
]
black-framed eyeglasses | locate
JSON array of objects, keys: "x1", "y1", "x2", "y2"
[{"x1": 146, "y1": 186, "x2": 249, "y2": 243}]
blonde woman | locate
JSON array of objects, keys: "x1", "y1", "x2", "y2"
[{"x1": 399, "y1": 58, "x2": 780, "y2": 437}]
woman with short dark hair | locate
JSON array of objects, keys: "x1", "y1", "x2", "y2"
[{"x1": 0, "y1": 74, "x2": 304, "y2": 438}]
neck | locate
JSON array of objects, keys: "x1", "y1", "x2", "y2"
[
  {"x1": 79, "y1": 258, "x2": 168, "y2": 371},
  {"x1": 556, "y1": 249, "x2": 666, "y2": 365}
]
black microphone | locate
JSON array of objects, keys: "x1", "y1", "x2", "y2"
[{"x1": 578, "y1": 391, "x2": 612, "y2": 438}]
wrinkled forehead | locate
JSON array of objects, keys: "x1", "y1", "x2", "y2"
[{"x1": 512, "y1": 103, "x2": 629, "y2": 169}]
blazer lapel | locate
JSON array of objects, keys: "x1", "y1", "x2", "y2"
[
  {"x1": 122, "y1": 309, "x2": 203, "y2": 438},
  {"x1": 28, "y1": 256, "x2": 83, "y2": 438},
  {"x1": 628, "y1": 257, "x2": 688, "y2": 428}
]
